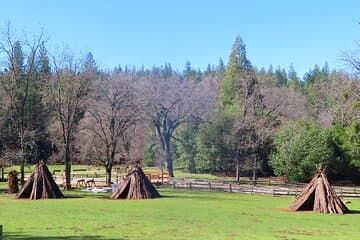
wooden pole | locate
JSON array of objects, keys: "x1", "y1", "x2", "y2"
[{"x1": 0, "y1": 224, "x2": 2, "y2": 240}]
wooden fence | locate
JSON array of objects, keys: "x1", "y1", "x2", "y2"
[
  {"x1": 2, "y1": 167, "x2": 359, "y2": 198},
  {"x1": 51, "y1": 170, "x2": 170, "y2": 187},
  {"x1": 167, "y1": 178, "x2": 360, "y2": 198}
]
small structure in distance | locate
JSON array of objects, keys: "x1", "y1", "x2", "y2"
[
  {"x1": 111, "y1": 166, "x2": 160, "y2": 200},
  {"x1": 17, "y1": 162, "x2": 64, "y2": 200},
  {"x1": 290, "y1": 170, "x2": 348, "y2": 214}
]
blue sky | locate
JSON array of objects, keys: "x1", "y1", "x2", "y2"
[{"x1": 1, "y1": 0, "x2": 360, "y2": 77}]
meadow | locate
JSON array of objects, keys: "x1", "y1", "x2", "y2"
[{"x1": 0, "y1": 183, "x2": 359, "y2": 240}]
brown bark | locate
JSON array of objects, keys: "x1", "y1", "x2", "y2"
[
  {"x1": 111, "y1": 166, "x2": 160, "y2": 200},
  {"x1": 106, "y1": 166, "x2": 112, "y2": 185},
  {"x1": 64, "y1": 144, "x2": 72, "y2": 190},
  {"x1": 235, "y1": 145, "x2": 240, "y2": 183},
  {"x1": 290, "y1": 171, "x2": 348, "y2": 214},
  {"x1": 7, "y1": 170, "x2": 19, "y2": 194},
  {"x1": 17, "y1": 162, "x2": 63, "y2": 200}
]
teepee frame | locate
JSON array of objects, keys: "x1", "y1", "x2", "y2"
[
  {"x1": 290, "y1": 171, "x2": 348, "y2": 214},
  {"x1": 111, "y1": 166, "x2": 160, "y2": 200},
  {"x1": 17, "y1": 162, "x2": 64, "y2": 200}
]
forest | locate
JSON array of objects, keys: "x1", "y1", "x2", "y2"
[{"x1": 1, "y1": 26, "x2": 360, "y2": 189}]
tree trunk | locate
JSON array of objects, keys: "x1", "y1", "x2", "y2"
[
  {"x1": 20, "y1": 136, "x2": 25, "y2": 186},
  {"x1": 20, "y1": 161, "x2": 25, "y2": 186},
  {"x1": 64, "y1": 144, "x2": 71, "y2": 190},
  {"x1": 165, "y1": 150, "x2": 174, "y2": 177},
  {"x1": 188, "y1": 154, "x2": 196, "y2": 173},
  {"x1": 252, "y1": 154, "x2": 257, "y2": 186},
  {"x1": 162, "y1": 133, "x2": 174, "y2": 177},
  {"x1": 106, "y1": 166, "x2": 112, "y2": 185},
  {"x1": 235, "y1": 145, "x2": 240, "y2": 183}
]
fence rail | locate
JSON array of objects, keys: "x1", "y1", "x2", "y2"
[{"x1": 167, "y1": 179, "x2": 360, "y2": 198}]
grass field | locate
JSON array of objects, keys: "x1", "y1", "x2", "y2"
[{"x1": 0, "y1": 184, "x2": 359, "y2": 240}]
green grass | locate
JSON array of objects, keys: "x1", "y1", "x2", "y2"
[
  {"x1": 4, "y1": 165, "x2": 93, "y2": 173},
  {"x1": 173, "y1": 170, "x2": 231, "y2": 180},
  {"x1": 3, "y1": 164, "x2": 231, "y2": 180},
  {"x1": 0, "y1": 184, "x2": 359, "y2": 240},
  {"x1": 3, "y1": 165, "x2": 234, "y2": 181}
]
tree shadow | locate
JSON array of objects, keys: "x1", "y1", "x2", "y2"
[
  {"x1": 63, "y1": 195, "x2": 85, "y2": 199},
  {"x1": 0, "y1": 189, "x2": 8, "y2": 194},
  {"x1": 4, "y1": 233, "x2": 122, "y2": 240},
  {"x1": 347, "y1": 209, "x2": 360, "y2": 214}
]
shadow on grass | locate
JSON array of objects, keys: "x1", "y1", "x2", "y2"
[
  {"x1": 4, "y1": 233, "x2": 122, "y2": 240},
  {"x1": 0, "y1": 188, "x2": 8, "y2": 194},
  {"x1": 348, "y1": 209, "x2": 360, "y2": 214}
]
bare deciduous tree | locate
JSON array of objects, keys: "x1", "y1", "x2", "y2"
[
  {"x1": 140, "y1": 75, "x2": 199, "y2": 177},
  {"x1": 49, "y1": 51, "x2": 93, "y2": 189},
  {"x1": 0, "y1": 23, "x2": 45, "y2": 185},
  {"x1": 78, "y1": 72, "x2": 139, "y2": 185}
]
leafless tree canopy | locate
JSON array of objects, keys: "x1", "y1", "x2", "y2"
[
  {"x1": 48, "y1": 50, "x2": 95, "y2": 189},
  {"x1": 78, "y1": 72, "x2": 139, "y2": 184}
]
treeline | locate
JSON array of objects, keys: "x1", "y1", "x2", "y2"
[
  {"x1": 0, "y1": 27, "x2": 359, "y2": 187},
  {"x1": 171, "y1": 37, "x2": 360, "y2": 184}
]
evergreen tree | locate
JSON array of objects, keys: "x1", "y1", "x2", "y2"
[
  {"x1": 270, "y1": 118, "x2": 333, "y2": 182},
  {"x1": 184, "y1": 60, "x2": 192, "y2": 76},
  {"x1": 267, "y1": 64, "x2": 274, "y2": 75},
  {"x1": 174, "y1": 123, "x2": 199, "y2": 173},
  {"x1": 205, "y1": 64, "x2": 212, "y2": 76},
  {"x1": 216, "y1": 57, "x2": 225, "y2": 76},
  {"x1": 217, "y1": 36, "x2": 251, "y2": 110},
  {"x1": 274, "y1": 67, "x2": 288, "y2": 86},
  {"x1": 288, "y1": 63, "x2": 301, "y2": 91},
  {"x1": 84, "y1": 52, "x2": 97, "y2": 73}
]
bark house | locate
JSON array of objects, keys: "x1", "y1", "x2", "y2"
[
  {"x1": 111, "y1": 166, "x2": 160, "y2": 200},
  {"x1": 17, "y1": 162, "x2": 63, "y2": 200},
  {"x1": 290, "y1": 170, "x2": 348, "y2": 214},
  {"x1": 7, "y1": 170, "x2": 19, "y2": 194}
]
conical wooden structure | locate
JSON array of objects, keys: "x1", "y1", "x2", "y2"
[
  {"x1": 17, "y1": 162, "x2": 64, "y2": 200},
  {"x1": 290, "y1": 171, "x2": 348, "y2": 214},
  {"x1": 111, "y1": 166, "x2": 160, "y2": 200},
  {"x1": 7, "y1": 170, "x2": 19, "y2": 194}
]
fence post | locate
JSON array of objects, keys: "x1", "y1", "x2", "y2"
[
  {"x1": 340, "y1": 187, "x2": 343, "y2": 198},
  {"x1": 0, "y1": 224, "x2": 2, "y2": 240},
  {"x1": 229, "y1": 184, "x2": 232, "y2": 193},
  {"x1": 189, "y1": 181, "x2": 192, "y2": 190},
  {"x1": 208, "y1": 181, "x2": 211, "y2": 191},
  {"x1": 173, "y1": 180, "x2": 176, "y2": 189}
]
